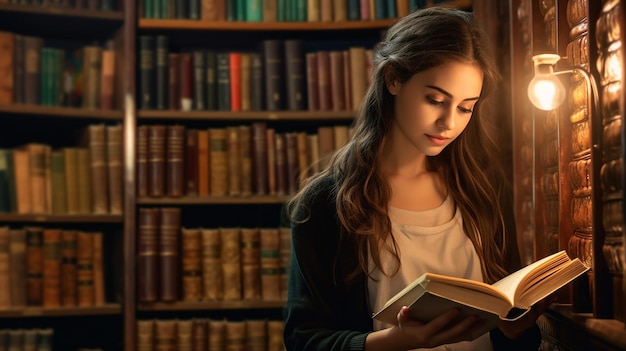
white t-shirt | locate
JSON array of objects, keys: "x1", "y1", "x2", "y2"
[{"x1": 368, "y1": 196, "x2": 492, "y2": 350}]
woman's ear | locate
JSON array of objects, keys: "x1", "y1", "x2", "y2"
[{"x1": 384, "y1": 67, "x2": 398, "y2": 95}]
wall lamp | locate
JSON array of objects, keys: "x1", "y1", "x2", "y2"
[{"x1": 527, "y1": 53, "x2": 599, "y2": 112}]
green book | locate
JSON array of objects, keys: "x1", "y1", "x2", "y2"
[{"x1": 50, "y1": 151, "x2": 67, "y2": 214}]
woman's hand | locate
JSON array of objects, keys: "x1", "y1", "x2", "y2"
[
  {"x1": 497, "y1": 297, "x2": 551, "y2": 339},
  {"x1": 366, "y1": 306, "x2": 484, "y2": 350}
]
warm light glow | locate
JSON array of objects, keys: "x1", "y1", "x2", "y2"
[
  {"x1": 527, "y1": 74, "x2": 566, "y2": 111},
  {"x1": 527, "y1": 54, "x2": 566, "y2": 111}
]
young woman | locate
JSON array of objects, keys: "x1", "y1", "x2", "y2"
[{"x1": 283, "y1": 6, "x2": 546, "y2": 351}]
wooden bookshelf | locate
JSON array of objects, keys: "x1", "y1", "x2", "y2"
[
  {"x1": 138, "y1": 110, "x2": 356, "y2": 121},
  {"x1": 0, "y1": 304, "x2": 122, "y2": 318},
  {"x1": 136, "y1": 196, "x2": 290, "y2": 205},
  {"x1": 0, "y1": 104, "x2": 123, "y2": 120},
  {"x1": 0, "y1": 214, "x2": 124, "y2": 223},
  {"x1": 138, "y1": 19, "x2": 397, "y2": 31},
  {"x1": 137, "y1": 300, "x2": 284, "y2": 311}
]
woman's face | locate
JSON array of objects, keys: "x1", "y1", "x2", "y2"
[{"x1": 387, "y1": 60, "x2": 484, "y2": 157}]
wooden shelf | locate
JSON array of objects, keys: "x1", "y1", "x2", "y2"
[
  {"x1": 0, "y1": 4, "x2": 124, "y2": 39},
  {"x1": 0, "y1": 214, "x2": 123, "y2": 223},
  {"x1": 0, "y1": 304, "x2": 122, "y2": 318},
  {"x1": 138, "y1": 300, "x2": 285, "y2": 311},
  {"x1": 139, "y1": 19, "x2": 396, "y2": 31},
  {"x1": 137, "y1": 196, "x2": 290, "y2": 205},
  {"x1": 138, "y1": 110, "x2": 356, "y2": 121},
  {"x1": 0, "y1": 104, "x2": 123, "y2": 120}
]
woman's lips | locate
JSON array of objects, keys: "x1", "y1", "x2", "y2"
[{"x1": 426, "y1": 134, "x2": 449, "y2": 146}]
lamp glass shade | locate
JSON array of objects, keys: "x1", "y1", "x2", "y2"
[{"x1": 527, "y1": 74, "x2": 566, "y2": 111}]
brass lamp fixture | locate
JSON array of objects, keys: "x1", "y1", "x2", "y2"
[{"x1": 527, "y1": 53, "x2": 599, "y2": 112}]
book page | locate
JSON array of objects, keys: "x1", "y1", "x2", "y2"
[{"x1": 492, "y1": 251, "x2": 569, "y2": 302}]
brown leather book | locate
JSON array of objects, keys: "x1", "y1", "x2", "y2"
[
  {"x1": 307, "y1": 134, "x2": 320, "y2": 175},
  {"x1": 185, "y1": 129, "x2": 199, "y2": 196},
  {"x1": 23, "y1": 36, "x2": 43, "y2": 105},
  {"x1": 0, "y1": 226, "x2": 10, "y2": 308},
  {"x1": 201, "y1": 0, "x2": 218, "y2": 20},
  {"x1": 9, "y1": 229, "x2": 26, "y2": 307},
  {"x1": 82, "y1": 46, "x2": 103, "y2": 109},
  {"x1": 209, "y1": 128, "x2": 228, "y2": 196},
  {"x1": 329, "y1": 51, "x2": 346, "y2": 111},
  {"x1": 285, "y1": 132, "x2": 299, "y2": 195},
  {"x1": 296, "y1": 132, "x2": 309, "y2": 188},
  {"x1": 13, "y1": 148, "x2": 32, "y2": 214},
  {"x1": 197, "y1": 129, "x2": 210, "y2": 197},
  {"x1": 179, "y1": 53, "x2": 193, "y2": 111},
  {"x1": 177, "y1": 319, "x2": 193, "y2": 351},
  {"x1": 26, "y1": 226, "x2": 44, "y2": 306},
  {"x1": 0, "y1": 31, "x2": 14, "y2": 104},
  {"x1": 274, "y1": 133, "x2": 288, "y2": 196},
  {"x1": 148, "y1": 125, "x2": 167, "y2": 197},
  {"x1": 26, "y1": 143, "x2": 48, "y2": 214},
  {"x1": 240, "y1": 228, "x2": 261, "y2": 300},
  {"x1": 349, "y1": 47, "x2": 367, "y2": 111},
  {"x1": 251, "y1": 122, "x2": 268, "y2": 196},
  {"x1": 106, "y1": 124, "x2": 123, "y2": 214},
  {"x1": 92, "y1": 232, "x2": 105, "y2": 306},
  {"x1": 225, "y1": 321, "x2": 246, "y2": 351},
  {"x1": 166, "y1": 125, "x2": 186, "y2": 197},
  {"x1": 208, "y1": 319, "x2": 227, "y2": 350},
  {"x1": 76, "y1": 149, "x2": 92, "y2": 214},
  {"x1": 220, "y1": 227, "x2": 241, "y2": 300},
  {"x1": 100, "y1": 47, "x2": 115, "y2": 110},
  {"x1": 201, "y1": 228, "x2": 222, "y2": 300},
  {"x1": 192, "y1": 319, "x2": 207, "y2": 351},
  {"x1": 279, "y1": 226, "x2": 291, "y2": 300},
  {"x1": 137, "y1": 125, "x2": 149, "y2": 198},
  {"x1": 317, "y1": 51, "x2": 332, "y2": 111},
  {"x1": 240, "y1": 52, "x2": 251, "y2": 111},
  {"x1": 307, "y1": 0, "x2": 319, "y2": 21},
  {"x1": 333, "y1": 0, "x2": 347, "y2": 21},
  {"x1": 61, "y1": 230, "x2": 78, "y2": 306},
  {"x1": 227, "y1": 126, "x2": 241, "y2": 196},
  {"x1": 267, "y1": 320, "x2": 285, "y2": 351},
  {"x1": 136, "y1": 319, "x2": 155, "y2": 351},
  {"x1": 168, "y1": 53, "x2": 181, "y2": 110},
  {"x1": 259, "y1": 228, "x2": 280, "y2": 301},
  {"x1": 245, "y1": 320, "x2": 266, "y2": 350},
  {"x1": 262, "y1": 0, "x2": 276, "y2": 22},
  {"x1": 155, "y1": 319, "x2": 177, "y2": 351},
  {"x1": 138, "y1": 208, "x2": 160, "y2": 303},
  {"x1": 238, "y1": 125, "x2": 253, "y2": 196},
  {"x1": 266, "y1": 128, "x2": 277, "y2": 196},
  {"x1": 305, "y1": 52, "x2": 319, "y2": 111},
  {"x1": 317, "y1": 126, "x2": 335, "y2": 170},
  {"x1": 342, "y1": 50, "x2": 352, "y2": 111},
  {"x1": 42, "y1": 229, "x2": 62, "y2": 308},
  {"x1": 333, "y1": 125, "x2": 350, "y2": 150},
  {"x1": 159, "y1": 207, "x2": 181, "y2": 302},
  {"x1": 87, "y1": 124, "x2": 110, "y2": 214},
  {"x1": 284, "y1": 40, "x2": 305, "y2": 111},
  {"x1": 262, "y1": 40, "x2": 284, "y2": 111},
  {"x1": 181, "y1": 228, "x2": 202, "y2": 301},
  {"x1": 77, "y1": 231, "x2": 94, "y2": 306}
]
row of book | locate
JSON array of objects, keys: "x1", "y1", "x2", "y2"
[
  {"x1": 0, "y1": 32, "x2": 115, "y2": 109},
  {"x1": 5, "y1": 0, "x2": 116, "y2": 11},
  {"x1": 138, "y1": 36, "x2": 372, "y2": 112},
  {"x1": 137, "y1": 123, "x2": 352, "y2": 198},
  {"x1": 0, "y1": 328, "x2": 53, "y2": 351},
  {"x1": 0, "y1": 124, "x2": 123, "y2": 215},
  {"x1": 0, "y1": 226, "x2": 106, "y2": 309},
  {"x1": 137, "y1": 207, "x2": 291, "y2": 303},
  {"x1": 141, "y1": 0, "x2": 450, "y2": 21},
  {"x1": 137, "y1": 319, "x2": 285, "y2": 351}
]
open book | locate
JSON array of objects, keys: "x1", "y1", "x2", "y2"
[{"x1": 372, "y1": 250, "x2": 589, "y2": 339}]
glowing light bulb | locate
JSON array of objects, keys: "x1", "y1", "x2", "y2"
[{"x1": 527, "y1": 74, "x2": 566, "y2": 111}]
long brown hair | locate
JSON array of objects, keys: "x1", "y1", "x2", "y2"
[{"x1": 288, "y1": 7, "x2": 509, "y2": 284}]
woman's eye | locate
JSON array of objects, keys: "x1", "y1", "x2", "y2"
[
  {"x1": 427, "y1": 97, "x2": 444, "y2": 105},
  {"x1": 458, "y1": 106, "x2": 473, "y2": 114}
]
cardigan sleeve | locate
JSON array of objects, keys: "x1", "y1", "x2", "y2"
[{"x1": 283, "y1": 177, "x2": 372, "y2": 351}]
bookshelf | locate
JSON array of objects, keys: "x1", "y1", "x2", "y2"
[{"x1": 0, "y1": 0, "x2": 129, "y2": 350}]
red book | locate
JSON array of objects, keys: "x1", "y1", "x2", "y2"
[{"x1": 229, "y1": 52, "x2": 242, "y2": 111}]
